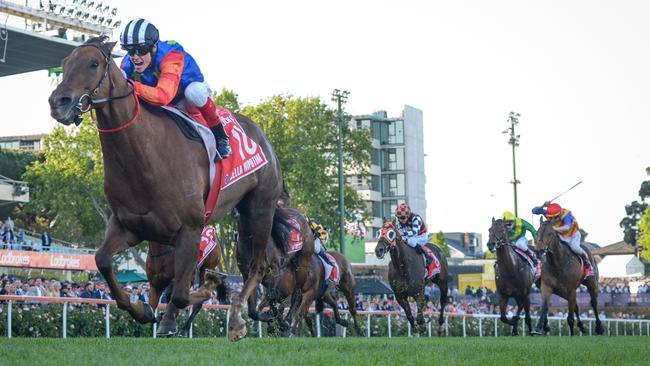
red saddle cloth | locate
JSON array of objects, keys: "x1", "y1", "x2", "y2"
[
  {"x1": 324, "y1": 253, "x2": 340, "y2": 285},
  {"x1": 512, "y1": 247, "x2": 541, "y2": 278},
  {"x1": 579, "y1": 256, "x2": 595, "y2": 279},
  {"x1": 203, "y1": 107, "x2": 269, "y2": 223},
  {"x1": 286, "y1": 217, "x2": 304, "y2": 254},
  {"x1": 422, "y1": 246, "x2": 441, "y2": 279},
  {"x1": 197, "y1": 226, "x2": 218, "y2": 268}
]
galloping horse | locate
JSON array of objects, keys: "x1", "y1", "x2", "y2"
[
  {"x1": 532, "y1": 219, "x2": 604, "y2": 336},
  {"x1": 374, "y1": 221, "x2": 448, "y2": 335},
  {"x1": 487, "y1": 218, "x2": 535, "y2": 335},
  {"x1": 48, "y1": 37, "x2": 283, "y2": 341},
  {"x1": 236, "y1": 206, "x2": 314, "y2": 334},
  {"x1": 147, "y1": 241, "x2": 227, "y2": 337}
]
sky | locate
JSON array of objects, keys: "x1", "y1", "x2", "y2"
[{"x1": 1, "y1": 0, "x2": 649, "y2": 246}]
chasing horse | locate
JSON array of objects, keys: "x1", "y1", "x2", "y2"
[
  {"x1": 49, "y1": 35, "x2": 283, "y2": 341},
  {"x1": 374, "y1": 220, "x2": 448, "y2": 335},
  {"x1": 487, "y1": 216, "x2": 538, "y2": 336},
  {"x1": 147, "y1": 231, "x2": 228, "y2": 337},
  {"x1": 531, "y1": 203, "x2": 604, "y2": 336}
]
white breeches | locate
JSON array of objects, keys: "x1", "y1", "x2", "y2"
[
  {"x1": 184, "y1": 81, "x2": 212, "y2": 107},
  {"x1": 560, "y1": 231, "x2": 586, "y2": 256},
  {"x1": 314, "y1": 238, "x2": 323, "y2": 253},
  {"x1": 405, "y1": 233, "x2": 429, "y2": 247},
  {"x1": 513, "y1": 236, "x2": 530, "y2": 251}
]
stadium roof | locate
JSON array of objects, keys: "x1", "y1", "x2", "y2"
[
  {"x1": 0, "y1": 25, "x2": 81, "y2": 77},
  {"x1": 1, "y1": 25, "x2": 122, "y2": 77}
]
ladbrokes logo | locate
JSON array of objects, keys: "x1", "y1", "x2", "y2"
[
  {"x1": 0, "y1": 253, "x2": 30, "y2": 265},
  {"x1": 51, "y1": 256, "x2": 81, "y2": 268}
]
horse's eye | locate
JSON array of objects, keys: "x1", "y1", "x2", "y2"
[{"x1": 90, "y1": 61, "x2": 99, "y2": 68}]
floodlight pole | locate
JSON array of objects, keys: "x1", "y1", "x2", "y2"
[
  {"x1": 332, "y1": 89, "x2": 349, "y2": 255},
  {"x1": 506, "y1": 112, "x2": 521, "y2": 216}
]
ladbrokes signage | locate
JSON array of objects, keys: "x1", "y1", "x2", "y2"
[{"x1": 0, "y1": 250, "x2": 97, "y2": 271}]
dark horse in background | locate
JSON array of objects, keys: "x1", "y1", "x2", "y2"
[
  {"x1": 236, "y1": 206, "x2": 314, "y2": 335},
  {"x1": 532, "y1": 219, "x2": 604, "y2": 336},
  {"x1": 374, "y1": 221, "x2": 448, "y2": 336},
  {"x1": 147, "y1": 241, "x2": 227, "y2": 337},
  {"x1": 48, "y1": 37, "x2": 283, "y2": 341},
  {"x1": 487, "y1": 218, "x2": 535, "y2": 336}
]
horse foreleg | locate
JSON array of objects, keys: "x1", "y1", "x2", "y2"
[
  {"x1": 498, "y1": 294, "x2": 510, "y2": 329},
  {"x1": 96, "y1": 216, "x2": 153, "y2": 323},
  {"x1": 573, "y1": 303, "x2": 586, "y2": 334},
  {"x1": 414, "y1": 292, "x2": 427, "y2": 335},
  {"x1": 532, "y1": 284, "x2": 552, "y2": 335},
  {"x1": 395, "y1": 295, "x2": 415, "y2": 333},
  {"x1": 304, "y1": 313, "x2": 317, "y2": 337},
  {"x1": 437, "y1": 281, "x2": 448, "y2": 336},
  {"x1": 170, "y1": 226, "x2": 201, "y2": 310},
  {"x1": 323, "y1": 291, "x2": 348, "y2": 328},
  {"x1": 511, "y1": 300, "x2": 523, "y2": 336}
]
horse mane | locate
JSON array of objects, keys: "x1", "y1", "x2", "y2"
[
  {"x1": 82, "y1": 35, "x2": 116, "y2": 57},
  {"x1": 270, "y1": 207, "x2": 295, "y2": 254}
]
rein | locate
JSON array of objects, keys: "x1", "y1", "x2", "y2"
[{"x1": 72, "y1": 43, "x2": 140, "y2": 132}]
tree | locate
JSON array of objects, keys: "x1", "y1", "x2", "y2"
[
  {"x1": 22, "y1": 118, "x2": 109, "y2": 246},
  {"x1": 241, "y1": 94, "x2": 372, "y2": 250},
  {"x1": 429, "y1": 230, "x2": 450, "y2": 257},
  {"x1": 638, "y1": 208, "x2": 650, "y2": 262},
  {"x1": 620, "y1": 176, "x2": 650, "y2": 246}
]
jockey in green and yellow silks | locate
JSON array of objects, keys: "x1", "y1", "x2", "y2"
[{"x1": 502, "y1": 211, "x2": 540, "y2": 271}]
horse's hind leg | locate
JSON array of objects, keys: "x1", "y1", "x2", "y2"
[
  {"x1": 566, "y1": 292, "x2": 577, "y2": 336},
  {"x1": 304, "y1": 313, "x2": 317, "y2": 337},
  {"x1": 229, "y1": 206, "x2": 275, "y2": 342},
  {"x1": 498, "y1": 294, "x2": 510, "y2": 332},
  {"x1": 437, "y1": 280, "x2": 448, "y2": 336},
  {"x1": 511, "y1": 300, "x2": 523, "y2": 336},
  {"x1": 587, "y1": 278, "x2": 604, "y2": 335},
  {"x1": 524, "y1": 296, "x2": 532, "y2": 335},
  {"x1": 96, "y1": 216, "x2": 153, "y2": 323},
  {"x1": 574, "y1": 303, "x2": 586, "y2": 334},
  {"x1": 170, "y1": 226, "x2": 201, "y2": 310},
  {"x1": 414, "y1": 292, "x2": 427, "y2": 335}
]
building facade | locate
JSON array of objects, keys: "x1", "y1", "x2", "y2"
[
  {"x1": 0, "y1": 134, "x2": 45, "y2": 151},
  {"x1": 349, "y1": 105, "x2": 426, "y2": 242}
]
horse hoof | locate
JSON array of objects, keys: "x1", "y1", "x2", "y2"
[
  {"x1": 177, "y1": 330, "x2": 189, "y2": 338},
  {"x1": 228, "y1": 313, "x2": 247, "y2": 342},
  {"x1": 157, "y1": 319, "x2": 178, "y2": 337},
  {"x1": 530, "y1": 330, "x2": 543, "y2": 336}
]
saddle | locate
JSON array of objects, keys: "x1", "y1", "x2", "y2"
[
  {"x1": 512, "y1": 247, "x2": 540, "y2": 279},
  {"x1": 422, "y1": 245, "x2": 441, "y2": 280},
  {"x1": 160, "y1": 105, "x2": 269, "y2": 224},
  {"x1": 318, "y1": 253, "x2": 340, "y2": 285}
]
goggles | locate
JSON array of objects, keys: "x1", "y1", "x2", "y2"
[{"x1": 123, "y1": 44, "x2": 152, "y2": 56}]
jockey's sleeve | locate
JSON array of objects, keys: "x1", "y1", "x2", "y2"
[
  {"x1": 132, "y1": 51, "x2": 185, "y2": 106},
  {"x1": 523, "y1": 219, "x2": 537, "y2": 239},
  {"x1": 562, "y1": 213, "x2": 575, "y2": 227},
  {"x1": 407, "y1": 216, "x2": 422, "y2": 237},
  {"x1": 531, "y1": 206, "x2": 546, "y2": 215}
]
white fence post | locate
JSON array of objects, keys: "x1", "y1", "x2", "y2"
[
  {"x1": 407, "y1": 320, "x2": 411, "y2": 337},
  {"x1": 153, "y1": 309, "x2": 157, "y2": 338},
  {"x1": 367, "y1": 313, "x2": 371, "y2": 338},
  {"x1": 428, "y1": 319, "x2": 432, "y2": 337},
  {"x1": 624, "y1": 321, "x2": 627, "y2": 336},
  {"x1": 462, "y1": 316, "x2": 466, "y2": 337},
  {"x1": 258, "y1": 320, "x2": 262, "y2": 338},
  {"x1": 387, "y1": 314, "x2": 392, "y2": 338},
  {"x1": 62, "y1": 302, "x2": 67, "y2": 339},
  {"x1": 316, "y1": 315, "x2": 321, "y2": 338},
  {"x1": 105, "y1": 304, "x2": 110, "y2": 338},
  {"x1": 558, "y1": 319, "x2": 561, "y2": 337},
  {"x1": 589, "y1": 320, "x2": 592, "y2": 336},
  {"x1": 7, "y1": 300, "x2": 11, "y2": 338},
  {"x1": 343, "y1": 314, "x2": 348, "y2": 338},
  {"x1": 225, "y1": 308, "x2": 230, "y2": 338},
  {"x1": 478, "y1": 317, "x2": 482, "y2": 337},
  {"x1": 445, "y1": 316, "x2": 449, "y2": 336},
  {"x1": 494, "y1": 317, "x2": 498, "y2": 337}
]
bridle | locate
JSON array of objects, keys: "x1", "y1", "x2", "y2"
[
  {"x1": 376, "y1": 223, "x2": 401, "y2": 258},
  {"x1": 70, "y1": 43, "x2": 139, "y2": 132},
  {"x1": 488, "y1": 220, "x2": 510, "y2": 251}
]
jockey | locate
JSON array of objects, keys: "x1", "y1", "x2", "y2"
[
  {"x1": 395, "y1": 203, "x2": 433, "y2": 267},
  {"x1": 309, "y1": 219, "x2": 335, "y2": 277},
  {"x1": 532, "y1": 202, "x2": 593, "y2": 272},
  {"x1": 501, "y1": 211, "x2": 540, "y2": 269},
  {"x1": 119, "y1": 18, "x2": 232, "y2": 160}
]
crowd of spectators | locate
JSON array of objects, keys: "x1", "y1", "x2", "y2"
[{"x1": 0, "y1": 216, "x2": 54, "y2": 252}]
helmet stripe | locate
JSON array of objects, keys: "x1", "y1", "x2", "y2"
[
  {"x1": 137, "y1": 19, "x2": 150, "y2": 45},
  {"x1": 130, "y1": 18, "x2": 145, "y2": 45}
]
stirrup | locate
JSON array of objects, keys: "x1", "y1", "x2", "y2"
[{"x1": 215, "y1": 138, "x2": 232, "y2": 160}]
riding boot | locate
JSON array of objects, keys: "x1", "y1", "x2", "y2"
[
  {"x1": 197, "y1": 98, "x2": 232, "y2": 160},
  {"x1": 526, "y1": 248, "x2": 539, "y2": 267},
  {"x1": 415, "y1": 245, "x2": 432, "y2": 268},
  {"x1": 318, "y1": 248, "x2": 334, "y2": 268},
  {"x1": 580, "y1": 253, "x2": 592, "y2": 271}
]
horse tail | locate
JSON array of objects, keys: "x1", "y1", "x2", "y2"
[
  {"x1": 316, "y1": 297, "x2": 325, "y2": 313},
  {"x1": 271, "y1": 207, "x2": 294, "y2": 254},
  {"x1": 215, "y1": 283, "x2": 229, "y2": 304}
]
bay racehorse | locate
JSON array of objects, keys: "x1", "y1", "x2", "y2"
[
  {"x1": 48, "y1": 37, "x2": 283, "y2": 341},
  {"x1": 237, "y1": 206, "x2": 314, "y2": 335},
  {"x1": 532, "y1": 219, "x2": 604, "y2": 336},
  {"x1": 374, "y1": 221, "x2": 448, "y2": 335},
  {"x1": 487, "y1": 218, "x2": 535, "y2": 335},
  {"x1": 147, "y1": 241, "x2": 227, "y2": 337}
]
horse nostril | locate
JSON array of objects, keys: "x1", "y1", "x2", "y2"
[{"x1": 50, "y1": 95, "x2": 72, "y2": 108}]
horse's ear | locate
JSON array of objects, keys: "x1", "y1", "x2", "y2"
[
  {"x1": 492, "y1": 217, "x2": 495, "y2": 224},
  {"x1": 106, "y1": 41, "x2": 117, "y2": 52}
]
